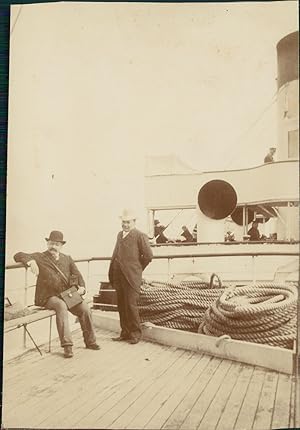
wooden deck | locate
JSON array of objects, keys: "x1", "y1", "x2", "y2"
[{"x1": 2, "y1": 327, "x2": 297, "y2": 430}]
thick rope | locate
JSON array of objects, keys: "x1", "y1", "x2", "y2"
[
  {"x1": 199, "y1": 283, "x2": 298, "y2": 349},
  {"x1": 139, "y1": 277, "x2": 298, "y2": 350},
  {"x1": 139, "y1": 274, "x2": 224, "y2": 332}
]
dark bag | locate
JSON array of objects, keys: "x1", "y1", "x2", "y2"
[{"x1": 60, "y1": 286, "x2": 83, "y2": 309}]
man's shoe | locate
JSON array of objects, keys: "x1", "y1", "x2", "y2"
[
  {"x1": 128, "y1": 338, "x2": 140, "y2": 345},
  {"x1": 112, "y1": 336, "x2": 127, "y2": 342},
  {"x1": 64, "y1": 346, "x2": 73, "y2": 358},
  {"x1": 86, "y1": 343, "x2": 101, "y2": 350}
]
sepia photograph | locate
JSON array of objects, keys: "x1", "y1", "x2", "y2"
[{"x1": 2, "y1": 1, "x2": 299, "y2": 429}]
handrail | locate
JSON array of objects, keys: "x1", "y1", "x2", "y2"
[
  {"x1": 5, "y1": 250, "x2": 299, "y2": 270},
  {"x1": 151, "y1": 240, "x2": 300, "y2": 247},
  {"x1": 146, "y1": 158, "x2": 300, "y2": 177}
]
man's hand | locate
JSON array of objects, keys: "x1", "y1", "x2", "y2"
[
  {"x1": 27, "y1": 260, "x2": 39, "y2": 276},
  {"x1": 77, "y1": 286, "x2": 85, "y2": 296}
]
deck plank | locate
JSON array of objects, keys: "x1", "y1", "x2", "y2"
[
  {"x1": 47, "y1": 342, "x2": 173, "y2": 428},
  {"x1": 162, "y1": 356, "x2": 220, "y2": 430},
  {"x1": 34, "y1": 340, "x2": 166, "y2": 428},
  {"x1": 197, "y1": 361, "x2": 242, "y2": 430},
  {"x1": 215, "y1": 364, "x2": 254, "y2": 430},
  {"x1": 272, "y1": 372, "x2": 293, "y2": 430},
  {"x1": 74, "y1": 348, "x2": 186, "y2": 428},
  {"x1": 127, "y1": 351, "x2": 199, "y2": 430},
  {"x1": 95, "y1": 349, "x2": 192, "y2": 430},
  {"x1": 2, "y1": 326, "x2": 296, "y2": 430},
  {"x1": 252, "y1": 370, "x2": 279, "y2": 430},
  {"x1": 99, "y1": 356, "x2": 200, "y2": 428},
  {"x1": 4, "y1": 332, "x2": 161, "y2": 427},
  {"x1": 289, "y1": 376, "x2": 296, "y2": 429},
  {"x1": 234, "y1": 367, "x2": 266, "y2": 430},
  {"x1": 3, "y1": 332, "x2": 124, "y2": 424},
  {"x1": 180, "y1": 359, "x2": 232, "y2": 430},
  {"x1": 142, "y1": 354, "x2": 209, "y2": 430},
  {"x1": 111, "y1": 353, "x2": 211, "y2": 430}
]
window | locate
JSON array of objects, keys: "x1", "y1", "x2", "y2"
[{"x1": 288, "y1": 129, "x2": 299, "y2": 158}]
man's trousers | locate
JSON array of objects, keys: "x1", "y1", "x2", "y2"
[
  {"x1": 45, "y1": 296, "x2": 97, "y2": 347},
  {"x1": 113, "y1": 262, "x2": 142, "y2": 340}
]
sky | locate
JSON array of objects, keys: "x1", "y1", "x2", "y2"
[{"x1": 6, "y1": 1, "x2": 298, "y2": 260}]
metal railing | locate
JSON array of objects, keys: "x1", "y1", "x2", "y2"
[{"x1": 5, "y1": 249, "x2": 299, "y2": 306}]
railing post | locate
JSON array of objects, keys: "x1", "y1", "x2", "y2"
[
  {"x1": 86, "y1": 261, "x2": 90, "y2": 294},
  {"x1": 23, "y1": 326, "x2": 27, "y2": 348},
  {"x1": 167, "y1": 258, "x2": 171, "y2": 282},
  {"x1": 251, "y1": 255, "x2": 256, "y2": 284},
  {"x1": 24, "y1": 268, "x2": 28, "y2": 306}
]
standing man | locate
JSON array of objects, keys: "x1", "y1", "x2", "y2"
[
  {"x1": 108, "y1": 209, "x2": 153, "y2": 344},
  {"x1": 14, "y1": 230, "x2": 100, "y2": 358},
  {"x1": 264, "y1": 147, "x2": 276, "y2": 163}
]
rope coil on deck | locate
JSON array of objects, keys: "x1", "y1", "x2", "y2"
[
  {"x1": 198, "y1": 282, "x2": 298, "y2": 349},
  {"x1": 139, "y1": 277, "x2": 298, "y2": 349},
  {"x1": 139, "y1": 274, "x2": 224, "y2": 332}
]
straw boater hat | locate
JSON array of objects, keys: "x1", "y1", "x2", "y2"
[
  {"x1": 119, "y1": 209, "x2": 137, "y2": 221},
  {"x1": 45, "y1": 230, "x2": 66, "y2": 244}
]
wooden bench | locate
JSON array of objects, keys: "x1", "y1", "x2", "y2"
[{"x1": 4, "y1": 308, "x2": 56, "y2": 356}]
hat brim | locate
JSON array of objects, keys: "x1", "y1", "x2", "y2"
[
  {"x1": 45, "y1": 238, "x2": 66, "y2": 244},
  {"x1": 119, "y1": 217, "x2": 136, "y2": 221}
]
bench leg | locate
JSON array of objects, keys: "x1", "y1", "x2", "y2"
[
  {"x1": 23, "y1": 324, "x2": 43, "y2": 356},
  {"x1": 48, "y1": 315, "x2": 53, "y2": 353}
]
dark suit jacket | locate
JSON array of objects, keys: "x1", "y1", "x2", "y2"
[
  {"x1": 14, "y1": 251, "x2": 85, "y2": 306},
  {"x1": 108, "y1": 228, "x2": 153, "y2": 291}
]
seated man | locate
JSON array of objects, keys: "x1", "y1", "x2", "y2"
[
  {"x1": 14, "y1": 230, "x2": 100, "y2": 358},
  {"x1": 247, "y1": 221, "x2": 261, "y2": 241},
  {"x1": 225, "y1": 231, "x2": 235, "y2": 242},
  {"x1": 180, "y1": 225, "x2": 194, "y2": 242},
  {"x1": 154, "y1": 220, "x2": 168, "y2": 244}
]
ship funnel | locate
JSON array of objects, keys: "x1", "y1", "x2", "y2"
[
  {"x1": 198, "y1": 180, "x2": 237, "y2": 220},
  {"x1": 231, "y1": 207, "x2": 255, "y2": 226},
  {"x1": 196, "y1": 180, "x2": 237, "y2": 242}
]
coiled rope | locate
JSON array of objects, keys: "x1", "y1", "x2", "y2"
[
  {"x1": 139, "y1": 274, "x2": 224, "y2": 332},
  {"x1": 139, "y1": 277, "x2": 298, "y2": 349},
  {"x1": 199, "y1": 282, "x2": 298, "y2": 349}
]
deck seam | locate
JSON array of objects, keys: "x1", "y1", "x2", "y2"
[
  {"x1": 141, "y1": 352, "x2": 202, "y2": 429},
  {"x1": 117, "y1": 350, "x2": 192, "y2": 429}
]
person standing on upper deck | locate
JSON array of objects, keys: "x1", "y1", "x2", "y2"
[
  {"x1": 14, "y1": 230, "x2": 100, "y2": 358},
  {"x1": 264, "y1": 147, "x2": 276, "y2": 163},
  {"x1": 108, "y1": 209, "x2": 153, "y2": 344}
]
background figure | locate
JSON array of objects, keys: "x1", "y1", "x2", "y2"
[
  {"x1": 14, "y1": 230, "x2": 100, "y2": 358},
  {"x1": 192, "y1": 224, "x2": 198, "y2": 242},
  {"x1": 108, "y1": 209, "x2": 153, "y2": 344},
  {"x1": 225, "y1": 230, "x2": 235, "y2": 242},
  {"x1": 247, "y1": 221, "x2": 261, "y2": 241},
  {"x1": 180, "y1": 225, "x2": 194, "y2": 242},
  {"x1": 154, "y1": 219, "x2": 169, "y2": 244},
  {"x1": 264, "y1": 147, "x2": 276, "y2": 163}
]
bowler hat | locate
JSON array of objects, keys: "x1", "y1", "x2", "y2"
[
  {"x1": 119, "y1": 209, "x2": 137, "y2": 221},
  {"x1": 45, "y1": 230, "x2": 66, "y2": 244}
]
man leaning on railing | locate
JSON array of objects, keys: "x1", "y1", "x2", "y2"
[{"x1": 14, "y1": 230, "x2": 100, "y2": 358}]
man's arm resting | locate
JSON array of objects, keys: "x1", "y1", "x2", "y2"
[
  {"x1": 14, "y1": 252, "x2": 36, "y2": 266},
  {"x1": 138, "y1": 234, "x2": 153, "y2": 270}
]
